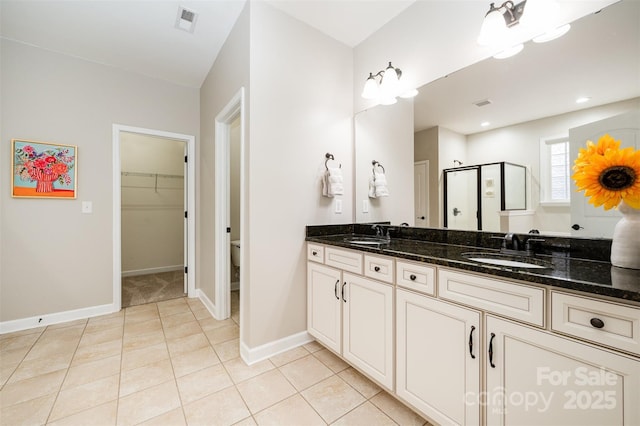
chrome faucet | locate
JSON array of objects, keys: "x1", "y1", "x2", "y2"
[
  {"x1": 504, "y1": 233, "x2": 520, "y2": 251},
  {"x1": 371, "y1": 224, "x2": 383, "y2": 237}
]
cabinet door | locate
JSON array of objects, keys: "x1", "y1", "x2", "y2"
[
  {"x1": 486, "y1": 315, "x2": 640, "y2": 426},
  {"x1": 307, "y1": 263, "x2": 342, "y2": 354},
  {"x1": 396, "y1": 289, "x2": 481, "y2": 426},
  {"x1": 342, "y1": 273, "x2": 394, "y2": 390}
]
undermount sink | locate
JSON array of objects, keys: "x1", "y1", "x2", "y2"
[
  {"x1": 343, "y1": 236, "x2": 389, "y2": 245},
  {"x1": 461, "y1": 252, "x2": 554, "y2": 269}
]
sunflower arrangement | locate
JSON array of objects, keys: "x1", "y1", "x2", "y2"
[{"x1": 572, "y1": 134, "x2": 640, "y2": 210}]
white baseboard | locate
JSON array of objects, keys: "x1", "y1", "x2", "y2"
[
  {"x1": 122, "y1": 265, "x2": 183, "y2": 277},
  {"x1": 240, "y1": 330, "x2": 314, "y2": 366},
  {"x1": 0, "y1": 303, "x2": 116, "y2": 335},
  {"x1": 197, "y1": 289, "x2": 222, "y2": 319}
]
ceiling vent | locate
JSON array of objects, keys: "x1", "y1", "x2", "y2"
[
  {"x1": 473, "y1": 99, "x2": 492, "y2": 107},
  {"x1": 175, "y1": 6, "x2": 198, "y2": 33}
]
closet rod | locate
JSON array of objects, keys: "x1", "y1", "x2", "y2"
[{"x1": 121, "y1": 171, "x2": 184, "y2": 179}]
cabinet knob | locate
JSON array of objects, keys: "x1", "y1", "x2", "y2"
[
  {"x1": 590, "y1": 317, "x2": 605, "y2": 329},
  {"x1": 374, "y1": 266, "x2": 380, "y2": 272},
  {"x1": 409, "y1": 274, "x2": 417, "y2": 281},
  {"x1": 312, "y1": 251, "x2": 318, "y2": 256}
]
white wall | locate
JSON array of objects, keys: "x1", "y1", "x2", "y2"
[
  {"x1": 355, "y1": 100, "x2": 414, "y2": 225},
  {"x1": 246, "y1": 2, "x2": 353, "y2": 348},
  {"x1": 0, "y1": 39, "x2": 199, "y2": 322},
  {"x1": 198, "y1": 2, "x2": 250, "y2": 313},
  {"x1": 120, "y1": 133, "x2": 185, "y2": 275}
]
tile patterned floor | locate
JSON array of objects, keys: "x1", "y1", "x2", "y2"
[{"x1": 0, "y1": 293, "x2": 430, "y2": 426}]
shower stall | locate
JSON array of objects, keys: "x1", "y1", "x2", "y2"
[{"x1": 443, "y1": 162, "x2": 526, "y2": 231}]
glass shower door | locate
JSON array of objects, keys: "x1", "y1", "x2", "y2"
[{"x1": 445, "y1": 168, "x2": 478, "y2": 231}]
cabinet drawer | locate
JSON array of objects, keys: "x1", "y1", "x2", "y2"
[
  {"x1": 438, "y1": 269, "x2": 545, "y2": 327},
  {"x1": 551, "y1": 292, "x2": 640, "y2": 356},
  {"x1": 364, "y1": 255, "x2": 394, "y2": 284},
  {"x1": 396, "y1": 261, "x2": 435, "y2": 295},
  {"x1": 325, "y1": 247, "x2": 363, "y2": 275},
  {"x1": 307, "y1": 243, "x2": 324, "y2": 263}
]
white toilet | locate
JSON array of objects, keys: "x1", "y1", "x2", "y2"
[{"x1": 230, "y1": 240, "x2": 241, "y2": 269}]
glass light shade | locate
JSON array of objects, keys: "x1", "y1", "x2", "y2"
[
  {"x1": 379, "y1": 96, "x2": 397, "y2": 106},
  {"x1": 380, "y1": 65, "x2": 399, "y2": 97},
  {"x1": 361, "y1": 75, "x2": 380, "y2": 100},
  {"x1": 493, "y1": 43, "x2": 524, "y2": 59},
  {"x1": 399, "y1": 88, "x2": 419, "y2": 99},
  {"x1": 533, "y1": 24, "x2": 570, "y2": 43},
  {"x1": 478, "y1": 8, "x2": 506, "y2": 46}
]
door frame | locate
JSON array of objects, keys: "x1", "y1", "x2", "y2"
[
  {"x1": 414, "y1": 160, "x2": 430, "y2": 227},
  {"x1": 214, "y1": 88, "x2": 245, "y2": 320},
  {"x1": 112, "y1": 124, "x2": 196, "y2": 311}
]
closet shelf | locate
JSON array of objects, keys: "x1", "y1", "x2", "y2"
[{"x1": 121, "y1": 171, "x2": 184, "y2": 192}]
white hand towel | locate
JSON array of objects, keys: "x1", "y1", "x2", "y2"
[
  {"x1": 373, "y1": 172, "x2": 389, "y2": 197},
  {"x1": 368, "y1": 176, "x2": 377, "y2": 198},
  {"x1": 323, "y1": 167, "x2": 344, "y2": 197}
]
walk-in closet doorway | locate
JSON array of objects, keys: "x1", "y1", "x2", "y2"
[{"x1": 112, "y1": 125, "x2": 195, "y2": 311}]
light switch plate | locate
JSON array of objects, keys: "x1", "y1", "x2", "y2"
[
  {"x1": 335, "y1": 199, "x2": 342, "y2": 214},
  {"x1": 362, "y1": 199, "x2": 369, "y2": 213}
]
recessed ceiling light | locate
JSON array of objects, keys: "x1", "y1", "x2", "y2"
[
  {"x1": 481, "y1": 121, "x2": 490, "y2": 127},
  {"x1": 576, "y1": 96, "x2": 591, "y2": 104}
]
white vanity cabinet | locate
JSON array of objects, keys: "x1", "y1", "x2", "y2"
[
  {"x1": 485, "y1": 315, "x2": 640, "y2": 426},
  {"x1": 307, "y1": 262, "x2": 342, "y2": 354},
  {"x1": 306, "y1": 245, "x2": 395, "y2": 390},
  {"x1": 396, "y1": 288, "x2": 481, "y2": 426},
  {"x1": 307, "y1": 241, "x2": 640, "y2": 425},
  {"x1": 343, "y1": 272, "x2": 394, "y2": 389}
]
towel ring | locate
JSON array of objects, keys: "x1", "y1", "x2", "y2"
[
  {"x1": 325, "y1": 153, "x2": 341, "y2": 170},
  {"x1": 372, "y1": 160, "x2": 385, "y2": 174}
]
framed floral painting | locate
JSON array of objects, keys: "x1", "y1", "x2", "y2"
[{"x1": 11, "y1": 139, "x2": 77, "y2": 199}]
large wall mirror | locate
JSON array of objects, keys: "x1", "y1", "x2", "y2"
[{"x1": 354, "y1": 0, "x2": 640, "y2": 238}]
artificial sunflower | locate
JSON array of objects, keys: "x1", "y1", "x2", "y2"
[{"x1": 572, "y1": 134, "x2": 640, "y2": 210}]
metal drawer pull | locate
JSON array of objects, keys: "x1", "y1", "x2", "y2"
[
  {"x1": 334, "y1": 280, "x2": 339, "y2": 300},
  {"x1": 489, "y1": 332, "x2": 496, "y2": 368},
  {"x1": 590, "y1": 317, "x2": 605, "y2": 329},
  {"x1": 341, "y1": 282, "x2": 347, "y2": 303},
  {"x1": 374, "y1": 266, "x2": 381, "y2": 272},
  {"x1": 312, "y1": 250, "x2": 318, "y2": 256},
  {"x1": 409, "y1": 274, "x2": 417, "y2": 281},
  {"x1": 469, "y1": 325, "x2": 476, "y2": 359}
]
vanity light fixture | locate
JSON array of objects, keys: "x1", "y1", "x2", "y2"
[
  {"x1": 477, "y1": 1, "x2": 528, "y2": 47},
  {"x1": 478, "y1": 0, "x2": 570, "y2": 59},
  {"x1": 361, "y1": 62, "x2": 418, "y2": 105}
]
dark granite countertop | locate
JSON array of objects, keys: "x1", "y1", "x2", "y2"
[{"x1": 306, "y1": 224, "x2": 640, "y2": 303}]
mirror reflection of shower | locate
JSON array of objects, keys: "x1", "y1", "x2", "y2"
[{"x1": 443, "y1": 162, "x2": 526, "y2": 232}]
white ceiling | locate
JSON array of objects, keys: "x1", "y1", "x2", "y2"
[
  {"x1": 0, "y1": 0, "x2": 413, "y2": 88},
  {"x1": 1, "y1": 0, "x2": 637, "y2": 134}
]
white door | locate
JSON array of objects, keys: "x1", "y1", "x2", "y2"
[
  {"x1": 569, "y1": 110, "x2": 640, "y2": 237},
  {"x1": 486, "y1": 315, "x2": 640, "y2": 426},
  {"x1": 307, "y1": 263, "x2": 342, "y2": 354},
  {"x1": 396, "y1": 289, "x2": 481, "y2": 426},
  {"x1": 414, "y1": 161, "x2": 429, "y2": 227},
  {"x1": 342, "y1": 273, "x2": 394, "y2": 390}
]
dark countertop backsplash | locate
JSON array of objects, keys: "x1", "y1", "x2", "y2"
[{"x1": 306, "y1": 223, "x2": 640, "y2": 303}]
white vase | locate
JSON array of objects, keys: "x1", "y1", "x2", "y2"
[{"x1": 610, "y1": 200, "x2": 640, "y2": 269}]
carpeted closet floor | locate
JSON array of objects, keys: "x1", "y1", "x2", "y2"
[{"x1": 121, "y1": 270, "x2": 185, "y2": 308}]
